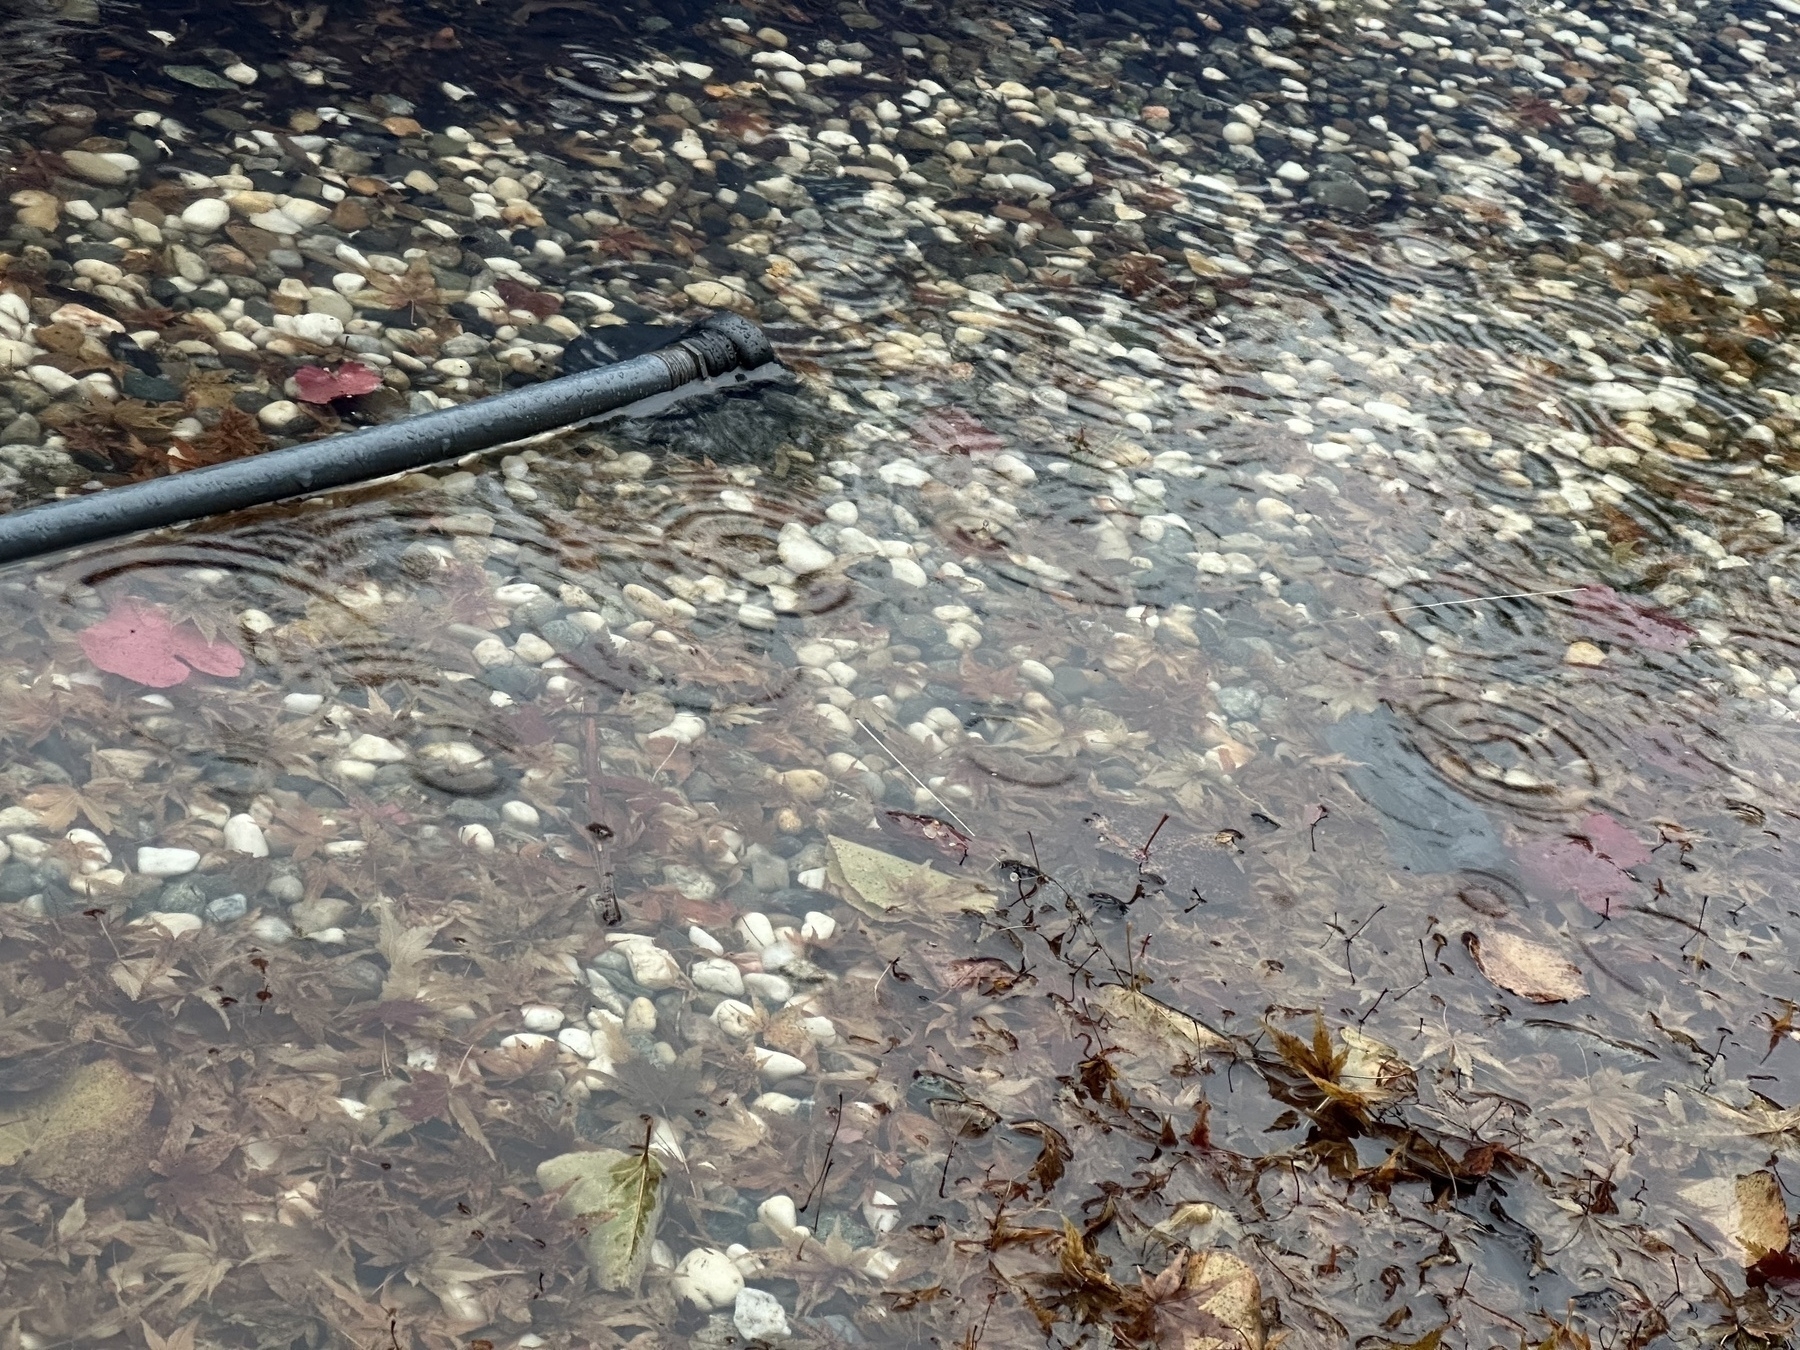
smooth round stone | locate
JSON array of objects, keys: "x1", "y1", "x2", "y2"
[
  {"x1": 257, "y1": 400, "x2": 306, "y2": 430},
  {"x1": 753, "y1": 1047, "x2": 807, "y2": 1081},
  {"x1": 500, "y1": 800, "x2": 540, "y2": 828},
  {"x1": 672, "y1": 1248, "x2": 744, "y2": 1311},
  {"x1": 743, "y1": 972, "x2": 793, "y2": 1004},
  {"x1": 180, "y1": 198, "x2": 231, "y2": 232},
  {"x1": 691, "y1": 957, "x2": 746, "y2": 996},
  {"x1": 223, "y1": 814, "x2": 269, "y2": 857},
  {"x1": 62, "y1": 150, "x2": 139, "y2": 184},
  {"x1": 137, "y1": 846, "x2": 200, "y2": 877},
  {"x1": 289, "y1": 313, "x2": 344, "y2": 345},
  {"x1": 345, "y1": 734, "x2": 406, "y2": 763},
  {"x1": 514, "y1": 632, "x2": 555, "y2": 663},
  {"x1": 778, "y1": 526, "x2": 835, "y2": 575}
]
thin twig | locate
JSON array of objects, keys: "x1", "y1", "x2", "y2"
[
  {"x1": 798, "y1": 1093, "x2": 846, "y2": 1214},
  {"x1": 855, "y1": 718, "x2": 976, "y2": 837},
  {"x1": 1341, "y1": 585, "x2": 1584, "y2": 621}
]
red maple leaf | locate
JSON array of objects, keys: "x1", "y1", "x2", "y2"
[
  {"x1": 293, "y1": 361, "x2": 383, "y2": 404},
  {"x1": 495, "y1": 277, "x2": 562, "y2": 319},
  {"x1": 916, "y1": 407, "x2": 1004, "y2": 455},
  {"x1": 77, "y1": 601, "x2": 245, "y2": 687},
  {"x1": 1571, "y1": 585, "x2": 1693, "y2": 652}
]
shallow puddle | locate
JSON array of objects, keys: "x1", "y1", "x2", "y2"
[{"x1": 2, "y1": 0, "x2": 1800, "y2": 1345}]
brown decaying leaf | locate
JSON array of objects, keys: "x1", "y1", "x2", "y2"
[{"x1": 1465, "y1": 930, "x2": 1589, "y2": 1004}]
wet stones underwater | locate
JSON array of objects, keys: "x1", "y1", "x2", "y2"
[{"x1": 4, "y1": 0, "x2": 1800, "y2": 1344}]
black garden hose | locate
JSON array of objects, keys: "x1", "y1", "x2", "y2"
[{"x1": 0, "y1": 312, "x2": 776, "y2": 567}]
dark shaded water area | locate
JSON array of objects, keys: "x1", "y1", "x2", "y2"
[{"x1": 3, "y1": 0, "x2": 1800, "y2": 1344}]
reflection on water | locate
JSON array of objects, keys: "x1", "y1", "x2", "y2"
[{"x1": 4, "y1": 0, "x2": 1800, "y2": 1343}]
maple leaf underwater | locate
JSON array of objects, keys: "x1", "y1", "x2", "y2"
[
  {"x1": 293, "y1": 361, "x2": 383, "y2": 405},
  {"x1": 77, "y1": 601, "x2": 245, "y2": 688}
]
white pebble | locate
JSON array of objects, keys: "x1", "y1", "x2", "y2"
[
  {"x1": 472, "y1": 637, "x2": 514, "y2": 667},
  {"x1": 863, "y1": 1190, "x2": 901, "y2": 1234},
  {"x1": 673, "y1": 1248, "x2": 745, "y2": 1311},
  {"x1": 514, "y1": 632, "x2": 555, "y2": 663},
  {"x1": 738, "y1": 912, "x2": 777, "y2": 948},
  {"x1": 224, "y1": 813, "x2": 269, "y2": 857},
  {"x1": 692, "y1": 958, "x2": 746, "y2": 996},
  {"x1": 459, "y1": 823, "x2": 496, "y2": 850},
  {"x1": 777, "y1": 522, "x2": 835, "y2": 575},
  {"x1": 734, "y1": 1287, "x2": 792, "y2": 1341},
  {"x1": 257, "y1": 399, "x2": 303, "y2": 430},
  {"x1": 521, "y1": 1004, "x2": 565, "y2": 1032},
  {"x1": 713, "y1": 999, "x2": 761, "y2": 1038},
  {"x1": 137, "y1": 846, "x2": 200, "y2": 877},
  {"x1": 752, "y1": 1092, "x2": 803, "y2": 1116},
  {"x1": 758, "y1": 1194, "x2": 799, "y2": 1234},
  {"x1": 753, "y1": 1047, "x2": 808, "y2": 1081},
  {"x1": 800, "y1": 911, "x2": 837, "y2": 943},
  {"x1": 249, "y1": 915, "x2": 294, "y2": 944},
  {"x1": 744, "y1": 972, "x2": 794, "y2": 1004},
  {"x1": 500, "y1": 800, "x2": 540, "y2": 828},
  {"x1": 557, "y1": 1026, "x2": 597, "y2": 1059},
  {"x1": 611, "y1": 934, "x2": 682, "y2": 989},
  {"x1": 289, "y1": 313, "x2": 344, "y2": 345},
  {"x1": 345, "y1": 733, "x2": 407, "y2": 763},
  {"x1": 179, "y1": 198, "x2": 231, "y2": 232},
  {"x1": 689, "y1": 925, "x2": 726, "y2": 955},
  {"x1": 651, "y1": 711, "x2": 707, "y2": 746}
]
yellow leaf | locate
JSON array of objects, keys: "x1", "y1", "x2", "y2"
[
  {"x1": 825, "y1": 835, "x2": 994, "y2": 920},
  {"x1": 538, "y1": 1146, "x2": 666, "y2": 1291}
]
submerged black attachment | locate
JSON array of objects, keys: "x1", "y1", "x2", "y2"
[{"x1": 0, "y1": 312, "x2": 776, "y2": 568}]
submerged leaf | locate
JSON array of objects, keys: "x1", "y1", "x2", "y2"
[
  {"x1": 1179, "y1": 1248, "x2": 1264, "y2": 1350},
  {"x1": 826, "y1": 835, "x2": 994, "y2": 920},
  {"x1": 78, "y1": 601, "x2": 245, "y2": 688},
  {"x1": 1466, "y1": 930, "x2": 1589, "y2": 1004},
  {"x1": 294, "y1": 361, "x2": 383, "y2": 404},
  {"x1": 1096, "y1": 984, "x2": 1233, "y2": 1062},
  {"x1": 537, "y1": 1146, "x2": 666, "y2": 1290}
]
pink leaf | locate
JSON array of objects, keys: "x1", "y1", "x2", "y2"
[
  {"x1": 294, "y1": 361, "x2": 383, "y2": 404},
  {"x1": 915, "y1": 407, "x2": 1004, "y2": 456},
  {"x1": 1571, "y1": 585, "x2": 1693, "y2": 652},
  {"x1": 1517, "y1": 812, "x2": 1650, "y2": 914},
  {"x1": 78, "y1": 601, "x2": 245, "y2": 688}
]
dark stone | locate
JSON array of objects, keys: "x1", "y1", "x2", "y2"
[
  {"x1": 1310, "y1": 175, "x2": 1371, "y2": 213},
  {"x1": 415, "y1": 761, "x2": 505, "y2": 797},
  {"x1": 202, "y1": 108, "x2": 251, "y2": 133},
  {"x1": 0, "y1": 862, "x2": 38, "y2": 902},
  {"x1": 156, "y1": 880, "x2": 209, "y2": 916},
  {"x1": 120, "y1": 367, "x2": 182, "y2": 402},
  {"x1": 480, "y1": 664, "x2": 542, "y2": 699},
  {"x1": 737, "y1": 191, "x2": 772, "y2": 221}
]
